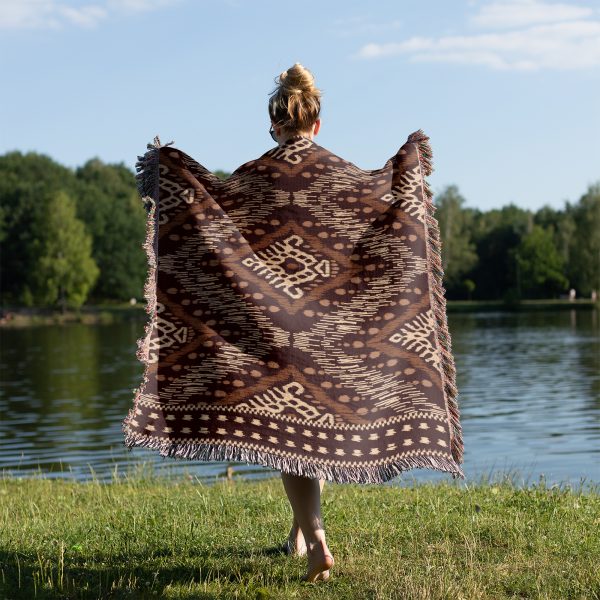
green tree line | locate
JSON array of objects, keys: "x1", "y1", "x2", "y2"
[
  {"x1": 0, "y1": 150, "x2": 598, "y2": 309},
  {"x1": 434, "y1": 184, "x2": 599, "y2": 301}
]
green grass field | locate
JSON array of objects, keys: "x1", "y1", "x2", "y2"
[{"x1": 1, "y1": 468, "x2": 599, "y2": 599}]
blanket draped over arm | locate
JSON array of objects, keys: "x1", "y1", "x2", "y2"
[{"x1": 122, "y1": 130, "x2": 465, "y2": 484}]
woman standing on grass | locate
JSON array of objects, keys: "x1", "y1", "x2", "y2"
[
  {"x1": 124, "y1": 59, "x2": 464, "y2": 586},
  {"x1": 268, "y1": 62, "x2": 333, "y2": 583}
]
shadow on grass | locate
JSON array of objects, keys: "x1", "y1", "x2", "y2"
[{"x1": 0, "y1": 543, "x2": 292, "y2": 599}]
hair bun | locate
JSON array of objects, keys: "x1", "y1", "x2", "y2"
[
  {"x1": 280, "y1": 62, "x2": 316, "y2": 95},
  {"x1": 268, "y1": 62, "x2": 322, "y2": 135}
]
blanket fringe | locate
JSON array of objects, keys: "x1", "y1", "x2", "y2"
[
  {"x1": 135, "y1": 135, "x2": 175, "y2": 209},
  {"x1": 125, "y1": 136, "x2": 174, "y2": 424},
  {"x1": 123, "y1": 429, "x2": 464, "y2": 485},
  {"x1": 409, "y1": 129, "x2": 464, "y2": 471}
]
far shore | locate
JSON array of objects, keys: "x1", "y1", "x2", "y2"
[{"x1": 1, "y1": 298, "x2": 598, "y2": 327}]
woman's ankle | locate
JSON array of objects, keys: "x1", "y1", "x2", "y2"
[{"x1": 305, "y1": 530, "x2": 328, "y2": 551}]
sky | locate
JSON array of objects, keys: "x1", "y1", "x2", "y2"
[{"x1": 1, "y1": 0, "x2": 599, "y2": 212}]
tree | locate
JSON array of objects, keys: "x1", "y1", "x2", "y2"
[
  {"x1": 0, "y1": 151, "x2": 81, "y2": 304},
  {"x1": 433, "y1": 185, "x2": 478, "y2": 298},
  {"x1": 567, "y1": 183, "x2": 600, "y2": 296},
  {"x1": 535, "y1": 203, "x2": 577, "y2": 280},
  {"x1": 512, "y1": 224, "x2": 568, "y2": 298},
  {"x1": 468, "y1": 203, "x2": 531, "y2": 300},
  {"x1": 462, "y1": 278, "x2": 475, "y2": 300},
  {"x1": 214, "y1": 169, "x2": 231, "y2": 180},
  {"x1": 30, "y1": 190, "x2": 99, "y2": 310},
  {"x1": 75, "y1": 158, "x2": 147, "y2": 302}
]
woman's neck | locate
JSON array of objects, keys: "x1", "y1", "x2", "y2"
[{"x1": 279, "y1": 131, "x2": 313, "y2": 145}]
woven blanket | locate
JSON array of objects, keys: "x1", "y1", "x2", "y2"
[{"x1": 122, "y1": 130, "x2": 465, "y2": 484}]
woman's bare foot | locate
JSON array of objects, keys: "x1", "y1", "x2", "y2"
[
  {"x1": 284, "y1": 522, "x2": 307, "y2": 556},
  {"x1": 301, "y1": 539, "x2": 334, "y2": 583}
]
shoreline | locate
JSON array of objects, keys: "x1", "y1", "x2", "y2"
[{"x1": 1, "y1": 298, "x2": 598, "y2": 327}]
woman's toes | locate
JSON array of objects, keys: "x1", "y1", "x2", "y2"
[
  {"x1": 283, "y1": 536, "x2": 307, "y2": 557},
  {"x1": 286, "y1": 525, "x2": 307, "y2": 556},
  {"x1": 289, "y1": 541, "x2": 307, "y2": 557}
]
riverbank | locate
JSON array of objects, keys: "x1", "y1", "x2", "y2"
[
  {"x1": 1, "y1": 473, "x2": 598, "y2": 599},
  {"x1": 2, "y1": 298, "x2": 599, "y2": 327}
]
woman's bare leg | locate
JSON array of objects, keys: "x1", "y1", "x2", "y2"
[
  {"x1": 280, "y1": 472, "x2": 333, "y2": 581},
  {"x1": 284, "y1": 478, "x2": 325, "y2": 555}
]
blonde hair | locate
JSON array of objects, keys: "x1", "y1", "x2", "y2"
[{"x1": 268, "y1": 62, "x2": 322, "y2": 135}]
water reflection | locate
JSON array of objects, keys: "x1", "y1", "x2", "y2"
[{"x1": 1, "y1": 309, "x2": 598, "y2": 488}]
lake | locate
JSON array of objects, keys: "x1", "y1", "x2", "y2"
[{"x1": 1, "y1": 308, "x2": 598, "y2": 489}]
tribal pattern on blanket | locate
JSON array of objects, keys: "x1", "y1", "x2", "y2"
[{"x1": 122, "y1": 130, "x2": 465, "y2": 484}]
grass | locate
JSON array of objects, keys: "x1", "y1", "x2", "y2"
[{"x1": 0, "y1": 467, "x2": 599, "y2": 600}]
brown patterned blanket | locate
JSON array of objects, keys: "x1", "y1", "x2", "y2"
[{"x1": 122, "y1": 130, "x2": 465, "y2": 483}]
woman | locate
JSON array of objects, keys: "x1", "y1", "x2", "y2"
[
  {"x1": 125, "y1": 59, "x2": 464, "y2": 587},
  {"x1": 268, "y1": 62, "x2": 333, "y2": 583}
]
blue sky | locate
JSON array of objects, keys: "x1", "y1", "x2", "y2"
[{"x1": 1, "y1": 0, "x2": 599, "y2": 212}]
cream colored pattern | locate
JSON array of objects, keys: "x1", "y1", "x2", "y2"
[
  {"x1": 241, "y1": 234, "x2": 332, "y2": 299},
  {"x1": 388, "y1": 309, "x2": 442, "y2": 374},
  {"x1": 269, "y1": 138, "x2": 314, "y2": 164},
  {"x1": 236, "y1": 381, "x2": 335, "y2": 426},
  {"x1": 396, "y1": 165, "x2": 426, "y2": 224}
]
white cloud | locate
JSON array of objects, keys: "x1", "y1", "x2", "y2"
[
  {"x1": 59, "y1": 4, "x2": 107, "y2": 27},
  {"x1": 354, "y1": 0, "x2": 600, "y2": 71},
  {"x1": 470, "y1": 0, "x2": 594, "y2": 29},
  {"x1": 0, "y1": 0, "x2": 180, "y2": 30},
  {"x1": 106, "y1": 0, "x2": 182, "y2": 14},
  {"x1": 0, "y1": 0, "x2": 105, "y2": 29}
]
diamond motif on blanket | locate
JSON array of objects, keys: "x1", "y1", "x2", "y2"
[{"x1": 242, "y1": 234, "x2": 334, "y2": 299}]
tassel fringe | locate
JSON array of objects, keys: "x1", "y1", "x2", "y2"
[
  {"x1": 409, "y1": 128, "x2": 465, "y2": 475},
  {"x1": 135, "y1": 135, "x2": 175, "y2": 209},
  {"x1": 122, "y1": 429, "x2": 464, "y2": 485},
  {"x1": 134, "y1": 135, "x2": 173, "y2": 365},
  {"x1": 124, "y1": 136, "x2": 174, "y2": 429}
]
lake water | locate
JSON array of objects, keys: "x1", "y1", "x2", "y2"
[{"x1": 1, "y1": 309, "x2": 598, "y2": 489}]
